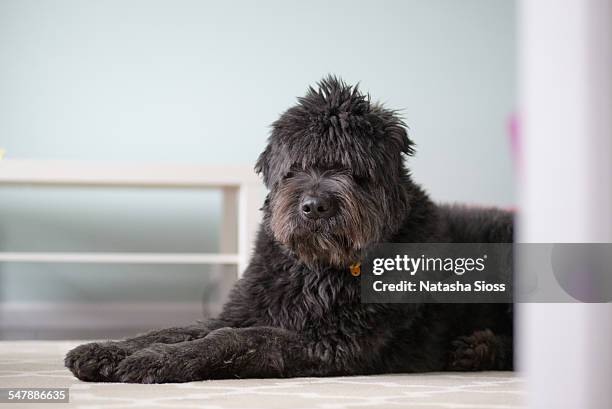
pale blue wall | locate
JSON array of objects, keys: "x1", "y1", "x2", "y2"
[{"x1": 0, "y1": 0, "x2": 515, "y2": 302}]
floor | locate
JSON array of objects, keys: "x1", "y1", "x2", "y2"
[{"x1": 0, "y1": 341, "x2": 525, "y2": 409}]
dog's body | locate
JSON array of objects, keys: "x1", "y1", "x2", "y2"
[{"x1": 66, "y1": 77, "x2": 513, "y2": 383}]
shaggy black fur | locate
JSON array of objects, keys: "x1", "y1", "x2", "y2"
[{"x1": 66, "y1": 76, "x2": 513, "y2": 383}]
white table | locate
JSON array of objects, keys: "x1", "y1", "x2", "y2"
[{"x1": 0, "y1": 159, "x2": 265, "y2": 277}]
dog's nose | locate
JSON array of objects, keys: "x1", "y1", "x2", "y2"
[{"x1": 300, "y1": 195, "x2": 337, "y2": 219}]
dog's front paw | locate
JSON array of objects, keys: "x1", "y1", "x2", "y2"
[
  {"x1": 115, "y1": 344, "x2": 192, "y2": 383},
  {"x1": 65, "y1": 342, "x2": 129, "y2": 382},
  {"x1": 449, "y1": 329, "x2": 499, "y2": 371}
]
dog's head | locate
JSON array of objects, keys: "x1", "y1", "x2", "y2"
[{"x1": 256, "y1": 76, "x2": 415, "y2": 267}]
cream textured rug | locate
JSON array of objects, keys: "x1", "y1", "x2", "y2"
[{"x1": 0, "y1": 341, "x2": 525, "y2": 409}]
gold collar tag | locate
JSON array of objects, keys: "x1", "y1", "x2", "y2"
[{"x1": 349, "y1": 262, "x2": 361, "y2": 277}]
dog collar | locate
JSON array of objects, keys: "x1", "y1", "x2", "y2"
[{"x1": 349, "y1": 262, "x2": 361, "y2": 276}]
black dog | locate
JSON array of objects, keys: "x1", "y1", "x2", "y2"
[{"x1": 66, "y1": 76, "x2": 513, "y2": 383}]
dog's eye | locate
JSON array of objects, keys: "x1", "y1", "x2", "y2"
[
  {"x1": 353, "y1": 174, "x2": 369, "y2": 185},
  {"x1": 284, "y1": 171, "x2": 295, "y2": 179}
]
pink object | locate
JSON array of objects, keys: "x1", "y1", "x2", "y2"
[{"x1": 508, "y1": 113, "x2": 520, "y2": 166}]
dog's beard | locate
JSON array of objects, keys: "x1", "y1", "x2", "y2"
[{"x1": 286, "y1": 228, "x2": 360, "y2": 267}]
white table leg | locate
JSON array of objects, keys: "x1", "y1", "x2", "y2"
[
  {"x1": 220, "y1": 187, "x2": 239, "y2": 256},
  {"x1": 237, "y1": 183, "x2": 264, "y2": 277},
  {"x1": 206, "y1": 187, "x2": 241, "y2": 315}
]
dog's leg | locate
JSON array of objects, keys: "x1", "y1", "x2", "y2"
[
  {"x1": 448, "y1": 329, "x2": 513, "y2": 371},
  {"x1": 115, "y1": 326, "x2": 344, "y2": 383},
  {"x1": 65, "y1": 320, "x2": 226, "y2": 382}
]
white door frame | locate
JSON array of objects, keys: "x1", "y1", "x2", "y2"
[{"x1": 518, "y1": 1, "x2": 612, "y2": 408}]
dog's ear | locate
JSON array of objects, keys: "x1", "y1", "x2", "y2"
[
  {"x1": 255, "y1": 142, "x2": 293, "y2": 189},
  {"x1": 254, "y1": 145, "x2": 271, "y2": 187},
  {"x1": 371, "y1": 104, "x2": 415, "y2": 157},
  {"x1": 390, "y1": 126, "x2": 416, "y2": 156}
]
